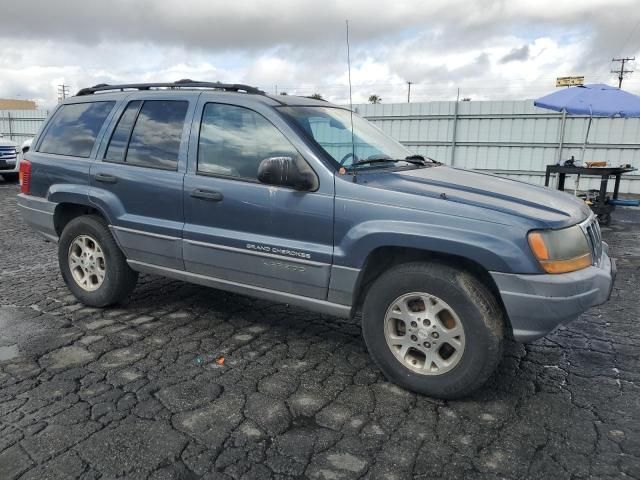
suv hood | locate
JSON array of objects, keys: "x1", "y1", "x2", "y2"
[
  {"x1": 0, "y1": 138, "x2": 17, "y2": 147},
  {"x1": 360, "y1": 165, "x2": 591, "y2": 227}
]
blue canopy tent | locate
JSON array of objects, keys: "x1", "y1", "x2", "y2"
[
  {"x1": 535, "y1": 84, "x2": 640, "y2": 216},
  {"x1": 535, "y1": 83, "x2": 640, "y2": 163}
]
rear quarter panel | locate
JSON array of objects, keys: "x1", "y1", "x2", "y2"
[{"x1": 28, "y1": 99, "x2": 120, "y2": 201}]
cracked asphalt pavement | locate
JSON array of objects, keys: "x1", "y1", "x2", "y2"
[{"x1": 0, "y1": 179, "x2": 639, "y2": 479}]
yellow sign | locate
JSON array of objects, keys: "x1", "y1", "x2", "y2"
[{"x1": 556, "y1": 76, "x2": 584, "y2": 87}]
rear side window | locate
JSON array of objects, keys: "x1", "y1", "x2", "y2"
[
  {"x1": 104, "y1": 100, "x2": 141, "y2": 163},
  {"x1": 105, "y1": 100, "x2": 188, "y2": 170},
  {"x1": 38, "y1": 102, "x2": 115, "y2": 157}
]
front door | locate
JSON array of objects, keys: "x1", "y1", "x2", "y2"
[
  {"x1": 89, "y1": 95, "x2": 195, "y2": 270},
  {"x1": 183, "y1": 100, "x2": 334, "y2": 299}
]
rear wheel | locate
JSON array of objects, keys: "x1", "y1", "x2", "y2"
[
  {"x1": 2, "y1": 173, "x2": 18, "y2": 182},
  {"x1": 362, "y1": 261, "x2": 504, "y2": 399},
  {"x1": 58, "y1": 215, "x2": 138, "y2": 307}
]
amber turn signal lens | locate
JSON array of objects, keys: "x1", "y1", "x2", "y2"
[
  {"x1": 528, "y1": 226, "x2": 593, "y2": 274},
  {"x1": 539, "y1": 253, "x2": 593, "y2": 274},
  {"x1": 527, "y1": 232, "x2": 549, "y2": 261}
]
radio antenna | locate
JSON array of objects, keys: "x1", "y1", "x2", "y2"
[{"x1": 346, "y1": 19, "x2": 357, "y2": 183}]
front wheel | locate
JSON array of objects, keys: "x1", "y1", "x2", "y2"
[
  {"x1": 362, "y1": 261, "x2": 504, "y2": 399},
  {"x1": 58, "y1": 215, "x2": 138, "y2": 307}
]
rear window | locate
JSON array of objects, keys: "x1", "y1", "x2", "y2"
[{"x1": 38, "y1": 102, "x2": 115, "y2": 157}]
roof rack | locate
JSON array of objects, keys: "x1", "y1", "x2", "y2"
[{"x1": 75, "y1": 79, "x2": 265, "y2": 96}]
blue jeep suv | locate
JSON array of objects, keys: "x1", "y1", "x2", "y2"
[{"x1": 17, "y1": 81, "x2": 615, "y2": 398}]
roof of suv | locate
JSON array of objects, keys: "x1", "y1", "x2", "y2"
[{"x1": 69, "y1": 80, "x2": 339, "y2": 109}]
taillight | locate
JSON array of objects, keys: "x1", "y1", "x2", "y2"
[{"x1": 19, "y1": 159, "x2": 31, "y2": 194}]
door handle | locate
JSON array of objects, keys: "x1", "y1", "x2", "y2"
[
  {"x1": 94, "y1": 173, "x2": 118, "y2": 184},
  {"x1": 191, "y1": 188, "x2": 223, "y2": 201}
]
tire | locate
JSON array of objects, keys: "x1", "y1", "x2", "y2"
[
  {"x1": 2, "y1": 173, "x2": 18, "y2": 182},
  {"x1": 58, "y1": 215, "x2": 138, "y2": 307},
  {"x1": 362, "y1": 261, "x2": 504, "y2": 399},
  {"x1": 598, "y1": 213, "x2": 611, "y2": 226}
]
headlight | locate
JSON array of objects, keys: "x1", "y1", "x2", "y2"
[{"x1": 528, "y1": 225, "x2": 592, "y2": 274}]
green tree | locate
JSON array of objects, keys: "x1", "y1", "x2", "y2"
[
  {"x1": 310, "y1": 93, "x2": 324, "y2": 100},
  {"x1": 368, "y1": 94, "x2": 382, "y2": 104}
]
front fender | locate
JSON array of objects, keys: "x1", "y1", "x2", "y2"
[{"x1": 335, "y1": 219, "x2": 539, "y2": 274}]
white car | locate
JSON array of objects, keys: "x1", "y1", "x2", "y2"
[
  {"x1": 0, "y1": 137, "x2": 32, "y2": 182},
  {"x1": 0, "y1": 134, "x2": 19, "y2": 181}
]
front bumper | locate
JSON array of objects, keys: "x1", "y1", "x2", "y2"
[
  {"x1": 0, "y1": 159, "x2": 18, "y2": 172},
  {"x1": 491, "y1": 243, "x2": 616, "y2": 342}
]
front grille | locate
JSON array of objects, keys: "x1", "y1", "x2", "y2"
[
  {"x1": 582, "y1": 215, "x2": 603, "y2": 266},
  {"x1": 0, "y1": 146, "x2": 17, "y2": 161}
]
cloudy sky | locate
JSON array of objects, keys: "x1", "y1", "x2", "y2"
[{"x1": 1, "y1": 0, "x2": 640, "y2": 109}]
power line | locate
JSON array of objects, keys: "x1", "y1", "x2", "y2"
[
  {"x1": 57, "y1": 84, "x2": 70, "y2": 103},
  {"x1": 616, "y1": 19, "x2": 640, "y2": 58},
  {"x1": 611, "y1": 57, "x2": 635, "y2": 88}
]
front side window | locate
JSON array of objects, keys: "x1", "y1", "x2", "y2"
[
  {"x1": 104, "y1": 100, "x2": 188, "y2": 170},
  {"x1": 198, "y1": 103, "x2": 298, "y2": 180},
  {"x1": 39, "y1": 102, "x2": 115, "y2": 157},
  {"x1": 280, "y1": 106, "x2": 414, "y2": 169}
]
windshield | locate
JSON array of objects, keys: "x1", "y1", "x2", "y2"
[{"x1": 280, "y1": 106, "x2": 415, "y2": 169}]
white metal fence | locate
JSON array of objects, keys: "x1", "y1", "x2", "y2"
[
  {"x1": 3, "y1": 102, "x2": 640, "y2": 194},
  {"x1": 0, "y1": 110, "x2": 49, "y2": 144},
  {"x1": 354, "y1": 100, "x2": 640, "y2": 194}
]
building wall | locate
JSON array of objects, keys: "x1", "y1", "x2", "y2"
[
  {"x1": 354, "y1": 100, "x2": 640, "y2": 194},
  {"x1": 0, "y1": 109, "x2": 49, "y2": 143},
  {"x1": 0, "y1": 99, "x2": 37, "y2": 110}
]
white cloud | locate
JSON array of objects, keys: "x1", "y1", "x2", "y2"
[{"x1": 1, "y1": 0, "x2": 639, "y2": 108}]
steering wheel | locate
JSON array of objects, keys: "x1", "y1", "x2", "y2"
[{"x1": 339, "y1": 152, "x2": 359, "y2": 166}]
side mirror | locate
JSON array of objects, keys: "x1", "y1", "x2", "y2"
[{"x1": 257, "y1": 156, "x2": 316, "y2": 191}]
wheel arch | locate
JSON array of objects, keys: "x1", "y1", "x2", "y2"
[
  {"x1": 350, "y1": 246, "x2": 513, "y2": 337},
  {"x1": 53, "y1": 202, "x2": 108, "y2": 237}
]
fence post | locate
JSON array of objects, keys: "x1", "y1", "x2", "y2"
[
  {"x1": 557, "y1": 109, "x2": 566, "y2": 164},
  {"x1": 450, "y1": 90, "x2": 460, "y2": 166},
  {"x1": 7, "y1": 112, "x2": 12, "y2": 141}
]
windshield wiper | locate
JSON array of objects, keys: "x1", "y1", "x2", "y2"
[
  {"x1": 350, "y1": 154, "x2": 438, "y2": 169},
  {"x1": 350, "y1": 157, "x2": 399, "y2": 167},
  {"x1": 405, "y1": 154, "x2": 441, "y2": 165}
]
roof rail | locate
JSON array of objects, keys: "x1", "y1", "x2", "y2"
[{"x1": 75, "y1": 80, "x2": 264, "y2": 96}]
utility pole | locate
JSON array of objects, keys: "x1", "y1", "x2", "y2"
[
  {"x1": 57, "y1": 84, "x2": 70, "y2": 103},
  {"x1": 406, "y1": 81, "x2": 413, "y2": 103},
  {"x1": 611, "y1": 57, "x2": 635, "y2": 88}
]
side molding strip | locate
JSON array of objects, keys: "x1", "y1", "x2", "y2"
[
  {"x1": 127, "y1": 259, "x2": 352, "y2": 318},
  {"x1": 111, "y1": 225, "x2": 180, "y2": 241},
  {"x1": 184, "y1": 238, "x2": 328, "y2": 267}
]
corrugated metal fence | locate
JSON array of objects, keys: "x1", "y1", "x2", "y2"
[
  {"x1": 2, "y1": 103, "x2": 640, "y2": 193},
  {"x1": 354, "y1": 100, "x2": 640, "y2": 194},
  {"x1": 0, "y1": 110, "x2": 49, "y2": 143}
]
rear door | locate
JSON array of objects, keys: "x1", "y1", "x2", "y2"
[
  {"x1": 89, "y1": 94, "x2": 196, "y2": 270},
  {"x1": 182, "y1": 98, "x2": 335, "y2": 299}
]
